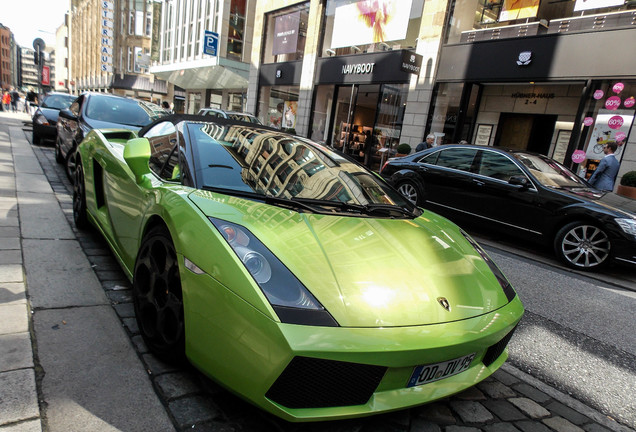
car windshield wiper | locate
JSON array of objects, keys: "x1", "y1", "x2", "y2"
[
  {"x1": 290, "y1": 197, "x2": 367, "y2": 214},
  {"x1": 359, "y1": 203, "x2": 418, "y2": 218},
  {"x1": 200, "y1": 186, "x2": 320, "y2": 213}
]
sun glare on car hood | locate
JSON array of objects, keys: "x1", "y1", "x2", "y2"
[{"x1": 189, "y1": 192, "x2": 511, "y2": 328}]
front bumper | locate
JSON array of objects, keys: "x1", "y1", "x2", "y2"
[
  {"x1": 33, "y1": 123, "x2": 57, "y2": 142},
  {"x1": 183, "y1": 269, "x2": 524, "y2": 422}
]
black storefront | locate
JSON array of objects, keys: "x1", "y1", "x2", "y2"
[{"x1": 433, "y1": 27, "x2": 636, "y2": 172}]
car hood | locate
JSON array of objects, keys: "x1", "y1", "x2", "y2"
[
  {"x1": 39, "y1": 107, "x2": 61, "y2": 123},
  {"x1": 561, "y1": 187, "x2": 636, "y2": 215},
  {"x1": 84, "y1": 117, "x2": 143, "y2": 131},
  {"x1": 189, "y1": 192, "x2": 512, "y2": 328}
]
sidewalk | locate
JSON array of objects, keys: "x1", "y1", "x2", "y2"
[
  {"x1": 0, "y1": 111, "x2": 174, "y2": 432},
  {"x1": 1, "y1": 110, "x2": 634, "y2": 432}
]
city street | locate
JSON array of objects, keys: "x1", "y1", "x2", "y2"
[{"x1": 1, "y1": 111, "x2": 635, "y2": 432}]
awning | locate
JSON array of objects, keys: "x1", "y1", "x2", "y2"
[{"x1": 150, "y1": 57, "x2": 250, "y2": 90}]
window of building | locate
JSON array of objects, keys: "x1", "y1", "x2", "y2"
[
  {"x1": 261, "y1": 2, "x2": 309, "y2": 64},
  {"x1": 444, "y1": 0, "x2": 634, "y2": 44},
  {"x1": 226, "y1": 0, "x2": 246, "y2": 61},
  {"x1": 257, "y1": 85, "x2": 300, "y2": 131},
  {"x1": 426, "y1": 82, "x2": 480, "y2": 145},
  {"x1": 320, "y1": 0, "x2": 423, "y2": 58}
]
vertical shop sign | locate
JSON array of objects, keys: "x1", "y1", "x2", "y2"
[
  {"x1": 273, "y1": 11, "x2": 300, "y2": 55},
  {"x1": 100, "y1": 0, "x2": 114, "y2": 73},
  {"x1": 41, "y1": 66, "x2": 50, "y2": 86},
  {"x1": 150, "y1": 1, "x2": 161, "y2": 62}
]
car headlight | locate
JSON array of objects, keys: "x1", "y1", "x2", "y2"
[
  {"x1": 460, "y1": 230, "x2": 516, "y2": 302},
  {"x1": 615, "y1": 218, "x2": 636, "y2": 237},
  {"x1": 33, "y1": 113, "x2": 49, "y2": 125},
  {"x1": 209, "y1": 217, "x2": 338, "y2": 327}
]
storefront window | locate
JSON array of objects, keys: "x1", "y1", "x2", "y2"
[
  {"x1": 261, "y1": 3, "x2": 309, "y2": 64},
  {"x1": 426, "y1": 83, "x2": 479, "y2": 145},
  {"x1": 321, "y1": 0, "x2": 423, "y2": 57},
  {"x1": 227, "y1": 0, "x2": 246, "y2": 61},
  {"x1": 579, "y1": 80, "x2": 635, "y2": 180},
  {"x1": 257, "y1": 85, "x2": 300, "y2": 132},
  {"x1": 445, "y1": 0, "x2": 634, "y2": 44}
]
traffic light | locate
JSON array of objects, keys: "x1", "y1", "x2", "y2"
[{"x1": 34, "y1": 47, "x2": 39, "y2": 65}]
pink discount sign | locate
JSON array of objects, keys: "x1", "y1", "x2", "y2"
[
  {"x1": 608, "y1": 115, "x2": 624, "y2": 130},
  {"x1": 583, "y1": 117, "x2": 594, "y2": 126},
  {"x1": 625, "y1": 97, "x2": 635, "y2": 108},
  {"x1": 615, "y1": 132, "x2": 627, "y2": 142},
  {"x1": 593, "y1": 90, "x2": 604, "y2": 100},
  {"x1": 572, "y1": 150, "x2": 586, "y2": 164},
  {"x1": 605, "y1": 96, "x2": 621, "y2": 110},
  {"x1": 612, "y1": 82, "x2": 625, "y2": 94}
]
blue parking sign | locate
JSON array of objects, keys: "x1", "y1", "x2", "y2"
[{"x1": 203, "y1": 31, "x2": 219, "y2": 56}]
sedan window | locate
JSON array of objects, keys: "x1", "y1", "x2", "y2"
[
  {"x1": 478, "y1": 151, "x2": 524, "y2": 181},
  {"x1": 435, "y1": 148, "x2": 478, "y2": 172}
]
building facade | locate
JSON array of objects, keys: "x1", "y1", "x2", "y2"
[
  {"x1": 247, "y1": 0, "x2": 636, "y2": 185},
  {"x1": 69, "y1": 0, "x2": 168, "y2": 102},
  {"x1": 55, "y1": 15, "x2": 71, "y2": 92},
  {"x1": 0, "y1": 24, "x2": 14, "y2": 91},
  {"x1": 150, "y1": 0, "x2": 257, "y2": 114}
]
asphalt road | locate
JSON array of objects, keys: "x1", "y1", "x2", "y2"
[{"x1": 477, "y1": 242, "x2": 636, "y2": 428}]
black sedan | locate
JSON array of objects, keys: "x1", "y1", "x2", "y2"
[
  {"x1": 381, "y1": 145, "x2": 636, "y2": 271},
  {"x1": 56, "y1": 92, "x2": 168, "y2": 182},
  {"x1": 32, "y1": 92, "x2": 77, "y2": 145}
]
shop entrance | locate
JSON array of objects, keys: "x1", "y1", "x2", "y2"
[
  {"x1": 494, "y1": 113, "x2": 557, "y2": 154},
  {"x1": 331, "y1": 84, "x2": 380, "y2": 162}
]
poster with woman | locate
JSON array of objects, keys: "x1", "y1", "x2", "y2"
[
  {"x1": 282, "y1": 101, "x2": 297, "y2": 130},
  {"x1": 585, "y1": 109, "x2": 632, "y2": 159}
]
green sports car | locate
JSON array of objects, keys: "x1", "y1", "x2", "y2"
[{"x1": 73, "y1": 115, "x2": 524, "y2": 422}]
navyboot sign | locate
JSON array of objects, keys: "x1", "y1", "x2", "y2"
[{"x1": 342, "y1": 63, "x2": 375, "y2": 75}]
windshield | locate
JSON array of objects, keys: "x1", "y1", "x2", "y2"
[
  {"x1": 85, "y1": 96, "x2": 167, "y2": 127},
  {"x1": 512, "y1": 152, "x2": 588, "y2": 188},
  {"x1": 42, "y1": 94, "x2": 76, "y2": 110},
  {"x1": 186, "y1": 122, "x2": 413, "y2": 211}
]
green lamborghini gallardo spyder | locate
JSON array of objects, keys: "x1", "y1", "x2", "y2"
[{"x1": 72, "y1": 114, "x2": 524, "y2": 422}]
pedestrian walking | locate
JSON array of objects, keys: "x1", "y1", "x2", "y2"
[
  {"x1": 10, "y1": 88, "x2": 19, "y2": 112},
  {"x1": 2, "y1": 91, "x2": 10, "y2": 111}
]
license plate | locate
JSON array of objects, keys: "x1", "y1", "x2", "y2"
[{"x1": 407, "y1": 353, "x2": 476, "y2": 387}]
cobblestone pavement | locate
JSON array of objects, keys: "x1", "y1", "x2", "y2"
[{"x1": 25, "y1": 130, "x2": 634, "y2": 432}]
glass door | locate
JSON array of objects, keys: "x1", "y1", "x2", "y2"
[{"x1": 331, "y1": 85, "x2": 358, "y2": 152}]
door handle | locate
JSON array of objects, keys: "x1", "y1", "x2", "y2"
[{"x1": 472, "y1": 179, "x2": 485, "y2": 186}]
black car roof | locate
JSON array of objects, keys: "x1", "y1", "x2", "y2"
[{"x1": 137, "y1": 114, "x2": 279, "y2": 137}]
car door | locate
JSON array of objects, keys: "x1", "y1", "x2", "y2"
[
  {"x1": 467, "y1": 149, "x2": 548, "y2": 238},
  {"x1": 104, "y1": 121, "x2": 180, "y2": 268},
  {"x1": 417, "y1": 147, "x2": 479, "y2": 217}
]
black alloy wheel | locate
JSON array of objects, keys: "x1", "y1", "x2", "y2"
[
  {"x1": 554, "y1": 221, "x2": 611, "y2": 270},
  {"x1": 73, "y1": 158, "x2": 88, "y2": 229},
  {"x1": 55, "y1": 138, "x2": 64, "y2": 164},
  {"x1": 397, "y1": 180, "x2": 422, "y2": 206},
  {"x1": 133, "y1": 226, "x2": 186, "y2": 364},
  {"x1": 65, "y1": 146, "x2": 78, "y2": 183}
]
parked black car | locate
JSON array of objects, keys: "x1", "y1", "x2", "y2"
[
  {"x1": 381, "y1": 144, "x2": 636, "y2": 271},
  {"x1": 32, "y1": 92, "x2": 77, "y2": 145},
  {"x1": 56, "y1": 92, "x2": 168, "y2": 182}
]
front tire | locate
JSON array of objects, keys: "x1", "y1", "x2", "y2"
[
  {"x1": 397, "y1": 180, "x2": 422, "y2": 206},
  {"x1": 73, "y1": 158, "x2": 88, "y2": 229},
  {"x1": 133, "y1": 226, "x2": 186, "y2": 364},
  {"x1": 55, "y1": 138, "x2": 64, "y2": 164},
  {"x1": 554, "y1": 221, "x2": 611, "y2": 270},
  {"x1": 66, "y1": 147, "x2": 78, "y2": 183}
]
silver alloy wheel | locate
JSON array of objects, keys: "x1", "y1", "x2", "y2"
[
  {"x1": 397, "y1": 182, "x2": 418, "y2": 205},
  {"x1": 559, "y1": 224, "x2": 610, "y2": 268}
]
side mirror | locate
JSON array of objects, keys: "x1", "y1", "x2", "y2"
[
  {"x1": 509, "y1": 176, "x2": 530, "y2": 189},
  {"x1": 59, "y1": 108, "x2": 77, "y2": 121},
  {"x1": 124, "y1": 138, "x2": 152, "y2": 184}
]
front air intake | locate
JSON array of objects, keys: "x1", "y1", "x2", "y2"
[{"x1": 266, "y1": 356, "x2": 386, "y2": 409}]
